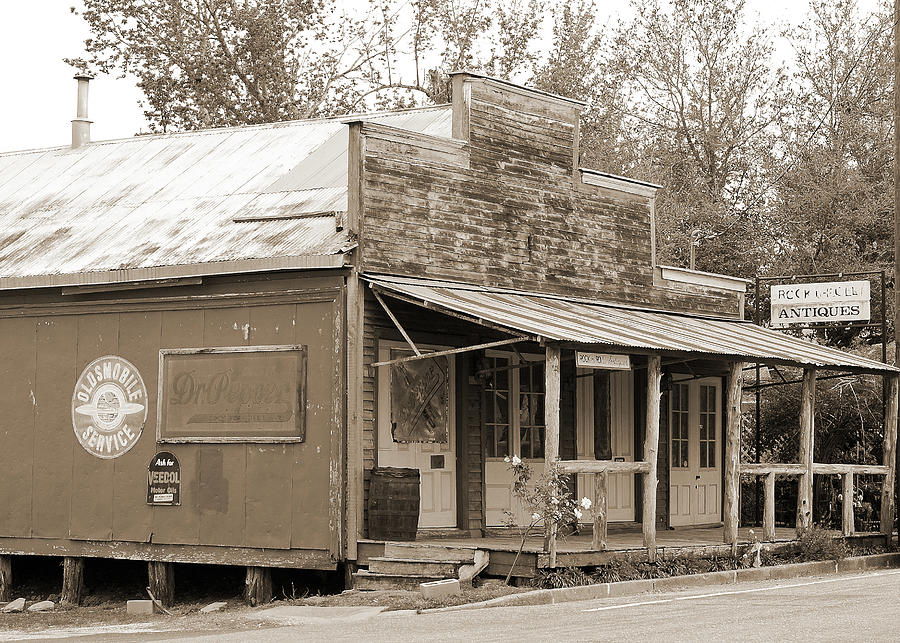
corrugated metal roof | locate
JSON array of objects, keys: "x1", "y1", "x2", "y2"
[
  {"x1": 0, "y1": 106, "x2": 452, "y2": 289},
  {"x1": 366, "y1": 274, "x2": 897, "y2": 373}
]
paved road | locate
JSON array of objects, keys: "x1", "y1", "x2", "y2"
[{"x1": 11, "y1": 569, "x2": 900, "y2": 642}]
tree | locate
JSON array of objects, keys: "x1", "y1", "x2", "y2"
[
  {"x1": 68, "y1": 0, "x2": 545, "y2": 132},
  {"x1": 606, "y1": 0, "x2": 788, "y2": 277}
]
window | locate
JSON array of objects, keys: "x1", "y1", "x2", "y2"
[
  {"x1": 699, "y1": 384, "x2": 717, "y2": 469},
  {"x1": 671, "y1": 383, "x2": 689, "y2": 468},
  {"x1": 482, "y1": 353, "x2": 545, "y2": 460}
]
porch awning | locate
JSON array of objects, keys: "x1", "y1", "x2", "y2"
[{"x1": 364, "y1": 274, "x2": 897, "y2": 374}]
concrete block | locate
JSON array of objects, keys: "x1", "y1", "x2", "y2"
[
  {"x1": 606, "y1": 579, "x2": 654, "y2": 598},
  {"x1": 736, "y1": 566, "x2": 774, "y2": 583},
  {"x1": 420, "y1": 578, "x2": 461, "y2": 600},
  {"x1": 200, "y1": 601, "x2": 227, "y2": 613},
  {"x1": 1, "y1": 598, "x2": 25, "y2": 613},
  {"x1": 126, "y1": 599, "x2": 157, "y2": 615},
  {"x1": 27, "y1": 600, "x2": 55, "y2": 612}
]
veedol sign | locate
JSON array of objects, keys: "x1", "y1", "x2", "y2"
[
  {"x1": 770, "y1": 280, "x2": 870, "y2": 327},
  {"x1": 72, "y1": 355, "x2": 147, "y2": 459}
]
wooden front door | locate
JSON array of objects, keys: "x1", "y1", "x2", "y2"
[
  {"x1": 576, "y1": 369, "x2": 635, "y2": 522},
  {"x1": 669, "y1": 377, "x2": 722, "y2": 527},
  {"x1": 377, "y1": 342, "x2": 457, "y2": 529}
]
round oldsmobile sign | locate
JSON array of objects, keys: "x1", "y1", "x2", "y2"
[{"x1": 72, "y1": 355, "x2": 148, "y2": 459}]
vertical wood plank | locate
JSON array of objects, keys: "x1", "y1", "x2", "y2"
[
  {"x1": 33, "y1": 317, "x2": 77, "y2": 538},
  {"x1": 0, "y1": 555, "x2": 11, "y2": 602},
  {"x1": 60, "y1": 557, "x2": 85, "y2": 606},
  {"x1": 544, "y1": 344, "x2": 561, "y2": 567},
  {"x1": 842, "y1": 472, "x2": 855, "y2": 537},
  {"x1": 763, "y1": 472, "x2": 776, "y2": 541},
  {"x1": 880, "y1": 374, "x2": 898, "y2": 537},
  {"x1": 643, "y1": 355, "x2": 661, "y2": 562},
  {"x1": 797, "y1": 368, "x2": 816, "y2": 532},
  {"x1": 69, "y1": 313, "x2": 119, "y2": 540},
  {"x1": 723, "y1": 361, "x2": 744, "y2": 550},
  {"x1": 592, "y1": 471, "x2": 608, "y2": 551},
  {"x1": 0, "y1": 318, "x2": 35, "y2": 538},
  {"x1": 346, "y1": 275, "x2": 364, "y2": 561},
  {"x1": 112, "y1": 311, "x2": 161, "y2": 543},
  {"x1": 148, "y1": 561, "x2": 175, "y2": 607},
  {"x1": 152, "y1": 309, "x2": 204, "y2": 546}
]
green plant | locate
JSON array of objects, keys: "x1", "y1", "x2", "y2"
[{"x1": 796, "y1": 523, "x2": 850, "y2": 562}]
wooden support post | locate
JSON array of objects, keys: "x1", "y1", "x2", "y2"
[
  {"x1": 244, "y1": 566, "x2": 273, "y2": 606},
  {"x1": 880, "y1": 374, "x2": 898, "y2": 541},
  {"x1": 147, "y1": 561, "x2": 174, "y2": 607},
  {"x1": 0, "y1": 555, "x2": 11, "y2": 602},
  {"x1": 61, "y1": 557, "x2": 85, "y2": 606},
  {"x1": 842, "y1": 472, "x2": 855, "y2": 537},
  {"x1": 763, "y1": 472, "x2": 776, "y2": 541},
  {"x1": 643, "y1": 355, "x2": 661, "y2": 562},
  {"x1": 797, "y1": 367, "x2": 816, "y2": 532},
  {"x1": 544, "y1": 344, "x2": 561, "y2": 567},
  {"x1": 592, "y1": 471, "x2": 608, "y2": 551},
  {"x1": 723, "y1": 361, "x2": 744, "y2": 552}
]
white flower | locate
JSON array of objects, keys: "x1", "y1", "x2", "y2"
[
  {"x1": 511, "y1": 455, "x2": 521, "y2": 465},
  {"x1": 532, "y1": 512, "x2": 541, "y2": 521},
  {"x1": 550, "y1": 497, "x2": 559, "y2": 505},
  {"x1": 749, "y1": 529, "x2": 755, "y2": 536},
  {"x1": 504, "y1": 456, "x2": 511, "y2": 463},
  {"x1": 580, "y1": 497, "x2": 592, "y2": 510},
  {"x1": 574, "y1": 508, "x2": 583, "y2": 520}
]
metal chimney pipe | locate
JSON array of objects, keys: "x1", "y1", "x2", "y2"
[{"x1": 71, "y1": 74, "x2": 93, "y2": 148}]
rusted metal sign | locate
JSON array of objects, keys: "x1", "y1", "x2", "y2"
[
  {"x1": 147, "y1": 452, "x2": 181, "y2": 505},
  {"x1": 72, "y1": 355, "x2": 148, "y2": 459},
  {"x1": 575, "y1": 351, "x2": 631, "y2": 370},
  {"x1": 770, "y1": 280, "x2": 870, "y2": 327},
  {"x1": 157, "y1": 345, "x2": 307, "y2": 443},
  {"x1": 391, "y1": 353, "x2": 449, "y2": 443}
]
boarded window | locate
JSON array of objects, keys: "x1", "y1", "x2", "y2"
[
  {"x1": 390, "y1": 353, "x2": 450, "y2": 443},
  {"x1": 593, "y1": 371, "x2": 612, "y2": 460}
]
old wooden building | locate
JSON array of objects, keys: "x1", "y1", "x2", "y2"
[{"x1": 0, "y1": 72, "x2": 896, "y2": 600}]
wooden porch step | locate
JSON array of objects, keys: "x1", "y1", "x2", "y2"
[
  {"x1": 382, "y1": 542, "x2": 477, "y2": 563},
  {"x1": 352, "y1": 569, "x2": 446, "y2": 591},
  {"x1": 368, "y1": 557, "x2": 461, "y2": 577}
]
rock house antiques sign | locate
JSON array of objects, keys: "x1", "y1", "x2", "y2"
[
  {"x1": 770, "y1": 280, "x2": 871, "y2": 327},
  {"x1": 157, "y1": 345, "x2": 307, "y2": 442},
  {"x1": 71, "y1": 355, "x2": 148, "y2": 459}
]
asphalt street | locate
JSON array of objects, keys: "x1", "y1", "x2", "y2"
[{"x1": 8, "y1": 568, "x2": 900, "y2": 642}]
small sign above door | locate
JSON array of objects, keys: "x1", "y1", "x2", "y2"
[{"x1": 575, "y1": 352, "x2": 631, "y2": 370}]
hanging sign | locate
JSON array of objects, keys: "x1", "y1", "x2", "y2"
[
  {"x1": 770, "y1": 280, "x2": 870, "y2": 327},
  {"x1": 575, "y1": 352, "x2": 631, "y2": 370},
  {"x1": 147, "y1": 452, "x2": 181, "y2": 505},
  {"x1": 72, "y1": 355, "x2": 147, "y2": 459}
]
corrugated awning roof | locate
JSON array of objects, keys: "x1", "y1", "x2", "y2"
[
  {"x1": 366, "y1": 274, "x2": 897, "y2": 374},
  {"x1": 0, "y1": 106, "x2": 452, "y2": 289}
]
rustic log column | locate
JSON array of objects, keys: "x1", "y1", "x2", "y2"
[
  {"x1": 642, "y1": 355, "x2": 661, "y2": 562},
  {"x1": 797, "y1": 367, "x2": 816, "y2": 531},
  {"x1": 148, "y1": 561, "x2": 174, "y2": 607},
  {"x1": 723, "y1": 361, "x2": 744, "y2": 552},
  {"x1": 544, "y1": 344, "x2": 561, "y2": 567},
  {"x1": 842, "y1": 472, "x2": 855, "y2": 537},
  {"x1": 763, "y1": 472, "x2": 776, "y2": 541},
  {"x1": 592, "y1": 471, "x2": 608, "y2": 551},
  {"x1": 0, "y1": 555, "x2": 11, "y2": 602},
  {"x1": 880, "y1": 374, "x2": 899, "y2": 540},
  {"x1": 60, "y1": 557, "x2": 85, "y2": 606},
  {"x1": 244, "y1": 566, "x2": 273, "y2": 606}
]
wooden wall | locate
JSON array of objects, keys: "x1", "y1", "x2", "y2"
[
  {"x1": 0, "y1": 273, "x2": 343, "y2": 561},
  {"x1": 357, "y1": 75, "x2": 740, "y2": 317}
]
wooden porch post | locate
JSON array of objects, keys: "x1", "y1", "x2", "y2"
[
  {"x1": 797, "y1": 367, "x2": 816, "y2": 531},
  {"x1": 593, "y1": 471, "x2": 608, "y2": 551},
  {"x1": 880, "y1": 374, "x2": 898, "y2": 540},
  {"x1": 643, "y1": 355, "x2": 661, "y2": 562},
  {"x1": 544, "y1": 344, "x2": 561, "y2": 567},
  {"x1": 763, "y1": 472, "x2": 776, "y2": 541},
  {"x1": 723, "y1": 361, "x2": 744, "y2": 552},
  {"x1": 842, "y1": 472, "x2": 855, "y2": 537}
]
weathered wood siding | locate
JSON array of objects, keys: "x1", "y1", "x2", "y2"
[
  {"x1": 357, "y1": 76, "x2": 740, "y2": 317},
  {"x1": 0, "y1": 273, "x2": 343, "y2": 560}
]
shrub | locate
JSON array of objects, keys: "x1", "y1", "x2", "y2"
[{"x1": 796, "y1": 523, "x2": 850, "y2": 562}]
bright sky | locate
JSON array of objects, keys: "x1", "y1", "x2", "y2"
[{"x1": 0, "y1": 0, "x2": 882, "y2": 153}]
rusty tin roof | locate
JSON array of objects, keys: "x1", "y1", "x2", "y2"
[
  {"x1": 0, "y1": 106, "x2": 452, "y2": 289},
  {"x1": 366, "y1": 274, "x2": 896, "y2": 373}
]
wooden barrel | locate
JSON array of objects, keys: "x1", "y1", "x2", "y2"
[{"x1": 368, "y1": 467, "x2": 420, "y2": 540}]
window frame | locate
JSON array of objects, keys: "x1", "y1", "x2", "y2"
[{"x1": 483, "y1": 350, "x2": 546, "y2": 462}]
